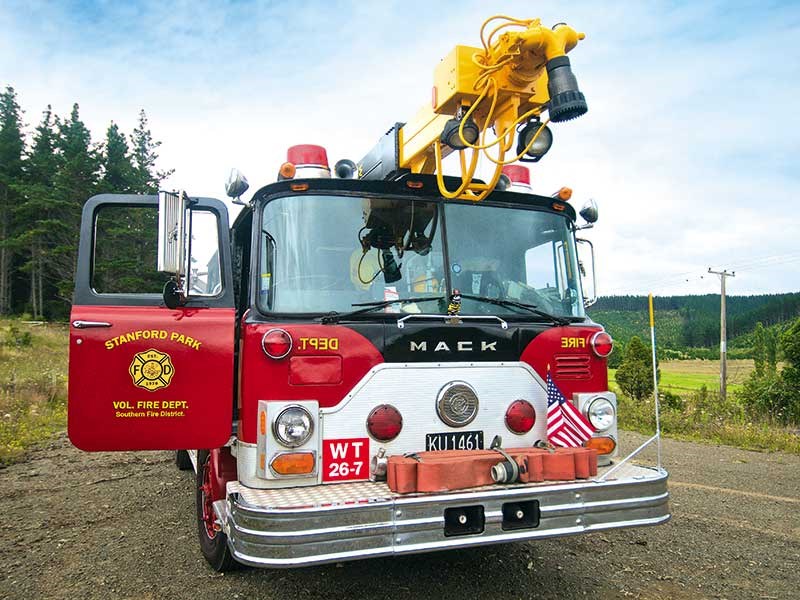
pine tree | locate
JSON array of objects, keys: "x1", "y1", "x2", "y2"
[
  {"x1": 15, "y1": 106, "x2": 59, "y2": 317},
  {"x1": 50, "y1": 103, "x2": 99, "y2": 308},
  {"x1": 0, "y1": 86, "x2": 26, "y2": 315},
  {"x1": 100, "y1": 121, "x2": 137, "y2": 193},
  {"x1": 130, "y1": 110, "x2": 173, "y2": 193}
]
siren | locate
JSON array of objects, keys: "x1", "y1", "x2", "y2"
[
  {"x1": 501, "y1": 165, "x2": 532, "y2": 193},
  {"x1": 279, "y1": 144, "x2": 332, "y2": 180}
]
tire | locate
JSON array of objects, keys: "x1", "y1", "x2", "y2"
[
  {"x1": 196, "y1": 450, "x2": 238, "y2": 572},
  {"x1": 175, "y1": 449, "x2": 193, "y2": 471}
]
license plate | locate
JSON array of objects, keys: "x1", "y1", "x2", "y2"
[{"x1": 426, "y1": 431, "x2": 484, "y2": 451}]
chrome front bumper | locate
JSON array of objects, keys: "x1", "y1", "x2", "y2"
[{"x1": 217, "y1": 462, "x2": 669, "y2": 568}]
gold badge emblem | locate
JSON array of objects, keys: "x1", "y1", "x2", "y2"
[{"x1": 129, "y1": 349, "x2": 175, "y2": 391}]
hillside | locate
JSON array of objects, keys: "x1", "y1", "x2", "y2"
[{"x1": 588, "y1": 292, "x2": 800, "y2": 358}]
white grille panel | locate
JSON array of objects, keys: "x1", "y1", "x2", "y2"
[{"x1": 320, "y1": 362, "x2": 547, "y2": 463}]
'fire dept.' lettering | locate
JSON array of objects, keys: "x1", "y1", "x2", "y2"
[
  {"x1": 112, "y1": 400, "x2": 189, "y2": 419},
  {"x1": 104, "y1": 330, "x2": 202, "y2": 351}
]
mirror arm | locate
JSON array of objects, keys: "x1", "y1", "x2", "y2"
[{"x1": 576, "y1": 237, "x2": 597, "y2": 307}]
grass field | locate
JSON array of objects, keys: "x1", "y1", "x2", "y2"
[
  {"x1": 0, "y1": 320, "x2": 68, "y2": 465},
  {"x1": 611, "y1": 358, "x2": 799, "y2": 453},
  {"x1": 611, "y1": 359, "x2": 754, "y2": 394}
]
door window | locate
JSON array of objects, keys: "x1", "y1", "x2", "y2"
[
  {"x1": 92, "y1": 205, "x2": 162, "y2": 294},
  {"x1": 92, "y1": 205, "x2": 222, "y2": 297}
]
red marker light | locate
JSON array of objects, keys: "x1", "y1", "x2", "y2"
[
  {"x1": 262, "y1": 328, "x2": 292, "y2": 359},
  {"x1": 591, "y1": 331, "x2": 613, "y2": 358},
  {"x1": 505, "y1": 399, "x2": 536, "y2": 434},
  {"x1": 366, "y1": 405, "x2": 403, "y2": 442}
]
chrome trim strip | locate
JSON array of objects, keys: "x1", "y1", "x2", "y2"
[{"x1": 396, "y1": 314, "x2": 508, "y2": 329}]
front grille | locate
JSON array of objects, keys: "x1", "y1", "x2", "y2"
[{"x1": 554, "y1": 354, "x2": 591, "y2": 380}]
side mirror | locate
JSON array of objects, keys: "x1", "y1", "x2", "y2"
[
  {"x1": 158, "y1": 190, "x2": 188, "y2": 275},
  {"x1": 225, "y1": 169, "x2": 250, "y2": 199},
  {"x1": 579, "y1": 198, "x2": 598, "y2": 224}
]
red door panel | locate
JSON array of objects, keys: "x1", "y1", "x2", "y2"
[{"x1": 68, "y1": 305, "x2": 235, "y2": 451}]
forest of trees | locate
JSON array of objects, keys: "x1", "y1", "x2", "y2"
[
  {"x1": 0, "y1": 86, "x2": 172, "y2": 320},
  {"x1": 591, "y1": 293, "x2": 800, "y2": 352}
]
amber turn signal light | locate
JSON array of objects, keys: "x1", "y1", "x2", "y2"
[
  {"x1": 279, "y1": 162, "x2": 296, "y2": 180},
  {"x1": 585, "y1": 436, "x2": 616, "y2": 455},
  {"x1": 270, "y1": 451, "x2": 316, "y2": 475},
  {"x1": 554, "y1": 186, "x2": 572, "y2": 201}
]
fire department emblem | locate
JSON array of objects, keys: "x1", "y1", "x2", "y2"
[{"x1": 129, "y1": 349, "x2": 175, "y2": 392}]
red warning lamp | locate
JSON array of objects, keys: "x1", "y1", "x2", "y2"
[
  {"x1": 591, "y1": 331, "x2": 613, "y2": 358},
  {"x1": 261, "y1": 328, "x2": 292, "y2": 359},
  {"x1": 500, "y1": 165, "x2": 531, "y2": 192},
  {"x1": 505, "y1": 399, "x2": 536, "y2": 434},
  {"x1": 287, "y1": 144, "x2": 329, "y2": 169},
  {"x1": 366, "y1": 404, "x2": 403, "y2": 442},
  {"x1": 502, "y1": 165, "x2": 530, "y2": 185}
]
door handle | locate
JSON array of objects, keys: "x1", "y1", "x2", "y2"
[{"x1": 72, "y1": 320, "x2": 112, "y2": 329}]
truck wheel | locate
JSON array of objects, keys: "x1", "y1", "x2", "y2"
[
  {"x1": 175, "y1": 450, "x2": 193, "y2": 470},
  {"x1": 196, "y1": 450, "x2": 238, "y2": 572}
]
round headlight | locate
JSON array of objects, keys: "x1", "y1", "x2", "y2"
[
  {"x1": 587, "y1": 397, "x2": 615, "y2": 431},
  {"x1": 273, "y1": 406, "x2": 314, "y2": 447}
]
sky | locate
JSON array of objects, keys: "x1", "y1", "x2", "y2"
[{"x1": 1, "y1": 0, "x2": 799, "y2": 297}]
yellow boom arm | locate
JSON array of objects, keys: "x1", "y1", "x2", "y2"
[{"x1": 359, "y1": 17, "x2": 587, "y2": 201}]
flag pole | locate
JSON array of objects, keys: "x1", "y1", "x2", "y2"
[{"x1": 649, "y1": 293, "x2": 662, "y2": 471}]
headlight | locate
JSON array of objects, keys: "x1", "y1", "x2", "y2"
[
  {"x1": 587, "y1": 397, "x2": 615, "y2": 431},
  {"x1": 273, "y1": 406, "x2": 314, "y2": 447}
]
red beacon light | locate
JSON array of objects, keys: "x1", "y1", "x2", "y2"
[
  {"x1": 501, "y1": 165, "x2": 532, "y2": 193},
  {"x1": 284, "y1": 144, "x2": 331, "y2": 179}
]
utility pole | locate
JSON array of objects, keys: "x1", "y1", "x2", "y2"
[{"x1": 708, "y1": 268, "x2": 735, "y2": 401}]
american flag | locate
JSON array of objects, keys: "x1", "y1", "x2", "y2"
[{"x1": 546, "y1": 371, "x2": 595, "y2": 447}]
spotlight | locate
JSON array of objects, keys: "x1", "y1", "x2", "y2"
[
  {"x1": 440, "y1": 116, "x2": 479, "y2": 150},
  {"x1": 516, "y1": 119, "x2": 553, "y2": 162}
]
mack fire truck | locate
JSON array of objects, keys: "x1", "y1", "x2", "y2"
[{"x1": 68, "y1": 16, "x2": 669, "y2": 571}]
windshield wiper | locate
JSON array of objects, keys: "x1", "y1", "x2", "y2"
[
  {"x1": 460, "y1": 293, "x2": 573, "y2": 326},
  {"x1": 320, "y1": 296, "x2": 444, "y2": 324}
]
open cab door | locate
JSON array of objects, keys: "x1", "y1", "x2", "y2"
[{"x1": 68, "y1": 193, "x2": 235, "y2": 451}]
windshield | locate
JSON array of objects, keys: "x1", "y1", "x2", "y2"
[
  {"x1": 445, "y1": 203, "x2": 584, "y2": 317},
  {"x1": 258, "y1": 194, "x2": 585, "y2": 318},
  {"x1": 260, "y1": 195, "x2": 445, "y2": 313}
]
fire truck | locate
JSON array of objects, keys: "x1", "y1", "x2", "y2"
[{"x1": 68, "y1": 16, "x2": 669, "y2": 571}]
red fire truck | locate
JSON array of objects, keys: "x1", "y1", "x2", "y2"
[{"x1": 68, "y1": 16, "x2": 669, "y2": 571}]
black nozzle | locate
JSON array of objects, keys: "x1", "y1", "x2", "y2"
[{"x1": 546, "y1": 56, "x2": 588, "y2": 122}]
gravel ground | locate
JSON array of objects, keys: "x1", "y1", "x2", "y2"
[{"x1": 1, "y1": 431, "x2": 798, "y2": 600}]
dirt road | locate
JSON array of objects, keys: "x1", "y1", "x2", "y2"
[{"x1": 1, "y1": 432, "x2": 798, "y2": 600}]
